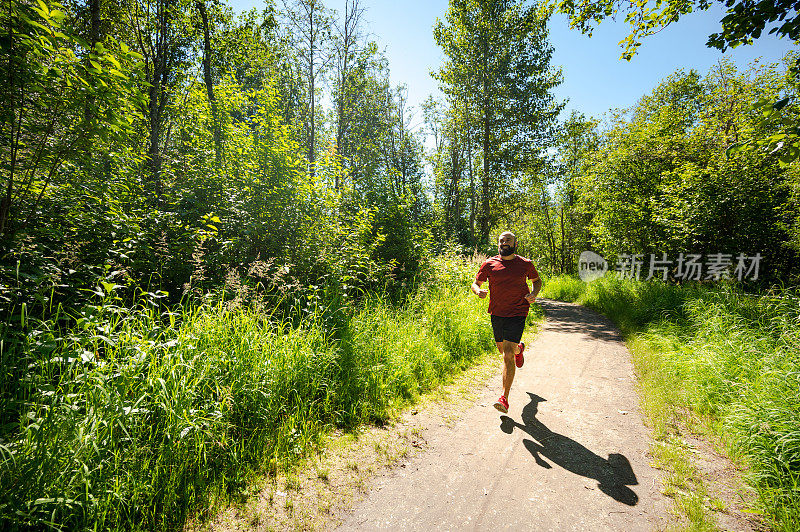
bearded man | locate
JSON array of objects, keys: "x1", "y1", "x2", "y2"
[{"x1": 471, "y1": 231, "x2": 541, "y2": 413}]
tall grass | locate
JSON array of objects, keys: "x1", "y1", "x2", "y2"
[
  {"x1": 0, "y1": 256, "x2": 494, "y2": 531},
  {"x1": 543, "y1": 275, "x2": 800, "y2": 530},
  {"x1": 539, "y1": 275, "x2": 586, "y2": 303}
]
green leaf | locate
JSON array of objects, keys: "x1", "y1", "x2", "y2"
[
  {"x1": 100, "y1": 281, "x2": 118, "y2": 294},
  {"x1": 752, "y1": 97, "x2": 771, "y2": 109},
  {"x1": 33, "y1": 0, "x2": 49, "y2": 19},
  {"x1": 779, "y1": 148, "x2": 798, "y2": 166},
  {"x1": 26, "y1": 19, "x2": 50, "y2": 33},
  {"x1": 49, "y1": 9, "x2": 65, "y2": 23},
  {"x1": 773, "y1": 97, "x2": 791, "y2": 111},
  {"x1": 725, "y1": 141, "x2": 749, "y2": 158}
]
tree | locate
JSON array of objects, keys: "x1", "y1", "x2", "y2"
[
  {"x1": 128, "y1": 0, "x2": 195, "y2": 200},
  {"x1": 424, "y1": 94, "x2": 478, "y2": 245},
  {"x1": 555, "y1": 0, "x2": 800, "y2": 163},
  {"x1": 280, "y1": 0, "x2": 333, "y2": 179},
  {"x1": 555, "y1": 0, "x2": 799, "y2": 60},
  {"x1": 0, "y1": 0, "x2": 141, "y2": 237},
  {"x1": 551, "y1": 111, "x2": 599, "y2": 273},
  {"x1": 434, "y1": 0, "x2": 562, "y2": 248},
  {"x1": 568, "y1": 60, "x2": 799, "y2": 281},
  {"x1": 195, "y1": 0, "x2": 221, "y2": 166},
  {"x1": 329, "y1": 40, "x2": 417, "y2": 203},
  {"x1": 213, "y1": 6, "x2": 278, "y2": 90},
  {"x1": 331, "y1": 0, "x2": 366, "y2": 188}
]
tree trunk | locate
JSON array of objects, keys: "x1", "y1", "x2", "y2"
[
  {"x1": 450, "y1": 142, "x2": 460, "y2": 232},
  {"x1": 481, "y1": 97, "x2": 490, "y2": 247},
  {"x1": 196, "y1": 0, "x2": 221, "y2": 166},
  {"x1": 90, "y1": 0, "x2": 100, "y2": 46},
  {"x1": 542, "y1": 190, "x2": 557, "y2": 269},
  {"x1": 1, "y1": 10, "x2": 19, "y2": 236},
  {"x1": 334, "y1": 56, "x2": 345, "y2": 188},
  {"x1": 467, "y1": 111, "x2": 475, "y2": 246},
  {"x1": 559, "y1": 204, "x2": 566, "y2": 274},
  {"x1": 148, "y1": 79, "x2": 162, "y2": 199},
  {"x1": 145, "y1": 0, "x2": 172, "y2": 202},
  {"x1": 334, "y1": 0, "x2": 362, "y2": 189},
  {"x1": 480, "y1": 36, "x2": 490, "y2": 248},
  {"x1": 308, "y1": 6, "x2": 316, "y2": 180},
  {"x1": 83, "y1": 0, "x2": 101, "y2": 122}
]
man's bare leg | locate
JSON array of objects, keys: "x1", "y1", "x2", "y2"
[{"x1": 501, "y1": 340, "x2": 520, "y2": 399}]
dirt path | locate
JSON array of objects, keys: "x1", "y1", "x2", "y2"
[{"x1": 335, "y1": 299, "x2": 675, "y2": 531}]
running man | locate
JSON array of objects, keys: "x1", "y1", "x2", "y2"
[{"x1": 471, "y1": 231, "x2": 541, "y2": 413}]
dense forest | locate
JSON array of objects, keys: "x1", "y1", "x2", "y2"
[{"x1": 1, "y1": 0, "x2": 799, "y2": 528}]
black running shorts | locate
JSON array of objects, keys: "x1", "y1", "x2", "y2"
[{"x1": 490, "y1": 315, "x2": 526, "y2": 344}]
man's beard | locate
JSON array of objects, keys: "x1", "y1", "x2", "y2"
[{"x1": 499, "y1": 244, "x2": 516, "y2": 257}]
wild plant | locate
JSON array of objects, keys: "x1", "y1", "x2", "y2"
[{"x1": 0, "y1": 254, "x2": 491, "y2": 530}]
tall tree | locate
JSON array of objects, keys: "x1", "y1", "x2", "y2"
[
  {"x1": 129, "y1": 0, "x2": 194, "y2": 200},
  {"x1": 281, "y1": 0, "x2": 333, "y2": 179},
  {"x1": 555, "y1": 0, "x2": 800, "y2": 163},
  {"x1": 434, "y1": 0, "x2": 562, "y2": 248},
  {"x1": 0, "y1": 0, "x2": 140, "y2": 237},
  {"x1": 424, "y1": 95, "x2": 476, "y2": 244},
  {"x1": 566, "y1": 60, "x2": 799, "y2": 280},
  {"x1": 331, "y1": 0, "x2": 365, "y2": 188},
  {"x1": 195, "y1": 0, "x2": 221, "y2": 166}
]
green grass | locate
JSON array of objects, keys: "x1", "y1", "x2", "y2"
[
  {"x1": 539, "y1": 274, "x2": 586, "y2": 302},
  {"x1": 543, "y1": 275, "x2": 800, "y2": 530},
  {"x1": 653, "y1": 437, "x2": 717, "y2": 532},
  {"x1": 0, "y1": 256, "x2": 494, "y2": 531}
]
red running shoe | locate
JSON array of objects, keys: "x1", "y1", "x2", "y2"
[
  {"x1": 493, "y1": 395, "x2": 509, "y2": 413},
  {"x1": 515, "y1": 342, "x2": 525, "y2": 368}
]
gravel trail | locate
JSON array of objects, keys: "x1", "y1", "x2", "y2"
[{"x1": 336, "y1": 299, "x2": 674, "y2": 531}]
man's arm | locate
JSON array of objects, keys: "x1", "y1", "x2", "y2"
[
  {"x1": 531, "y1": 278, "x2": 542, "y2": 297},
  {"x1": 525, "y1": 278, "x2": 542, "y2": 302},
  {"x1": 471, "y1": 280, "x2": 488, "y2": 298}
]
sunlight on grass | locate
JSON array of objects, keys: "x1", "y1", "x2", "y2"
[
  {"x1": 543, "y1": 275, "x2": 800, "y2": 530},
  {"x1": 0, "y1": 256, "x2": 493, "y2": 530}
]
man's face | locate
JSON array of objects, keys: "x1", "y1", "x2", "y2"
[{"x1": 498, "y1": 234, "x2": 517, "y2": 257}]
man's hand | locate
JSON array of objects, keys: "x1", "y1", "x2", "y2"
[
  {"x1": 524, "y1": 292, "x2": 536, "y2": 303},
  {"x1": 471, "y1": 281, "x2": 488, "y2": 298}
]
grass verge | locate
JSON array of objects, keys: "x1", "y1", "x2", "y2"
[
  {"x1": 0, "y1": 255, "x2": 496, "y2": 531},
  {"x1": 202, "y1": 301, "x2": 545, "y2": 531},
  {"x1": 541, "y1": 275, "x2": 799, "y2": 531}
]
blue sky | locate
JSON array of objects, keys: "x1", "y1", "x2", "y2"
[{"x1": 228, "y1": 0, "x2": 797, "y2": 128}]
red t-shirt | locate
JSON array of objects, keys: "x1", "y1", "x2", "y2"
[{"x1": 475, "y1": 255, "x2": 540, "y2": 317}]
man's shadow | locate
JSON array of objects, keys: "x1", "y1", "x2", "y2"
[{"x1": 500, "y1": 393, "x2": 639, "y2": 506}]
